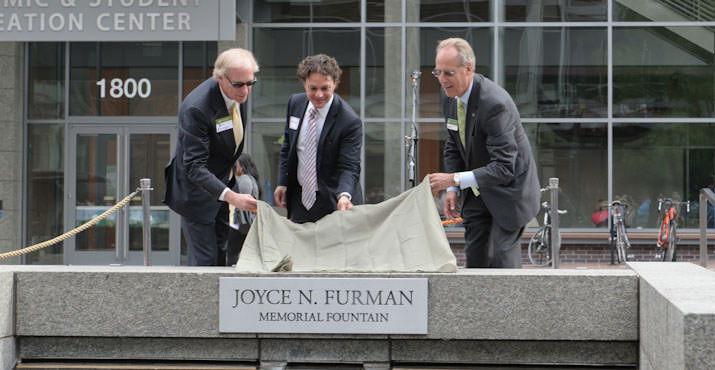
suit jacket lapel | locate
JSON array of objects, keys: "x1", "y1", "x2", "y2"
[
  {"x1": 465, "y1": 74, "x2": 480, "y2": 160},
  {"x1": 289, "y1": 97, "x2": 309, "y2": 158},
  {"x1": 317, "y1": 95, "x2": 339, "y2": 155},
  {"x1": 211, "y1": 81, "x2": 235, "y2": 153}
]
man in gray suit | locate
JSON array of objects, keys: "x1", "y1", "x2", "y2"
[{"x1": 428, "y1": 38, "x2": 540, "y2": 268}]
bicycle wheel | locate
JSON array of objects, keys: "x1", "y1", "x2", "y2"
[
  {"x1": 528, "y1": 227, "x2": 552, "y2": 266},
  {"x1": 615, "y1": 222, "x2": 628, "y2": 263},
  {"x1": 664, "y1": 222, "x2": 677, "y2": 262}
]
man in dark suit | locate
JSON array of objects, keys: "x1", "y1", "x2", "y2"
[
  {"x1": 428, "y1": 38, "x2": 540, "y2": 268},
  {"x1": 273, "y1": 54, "x2": 363, "y2": 223},
  {"x1": 163, "y1": 48, "x2": 258, "y2": 266}
]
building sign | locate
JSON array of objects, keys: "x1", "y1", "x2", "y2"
[
  {"x1": 0, "y1": 0, "x2": 235, "y2": 41},
  {"x1": 219, "y1": 277, "x2": 428, "y2": 334}
]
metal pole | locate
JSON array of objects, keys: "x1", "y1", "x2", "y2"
[
  {"x1": 550, "y1": 178, "x2": 560, "y2": 269},
  {"x1": 140, "y1": 178, "x2": 153, "y2": 266},
  {"x1": 699, "y1": 189, "x2": 708, "y2": 268},
  {"x1": 405, "y1": 70, "x2": 420, "y2": 187}
]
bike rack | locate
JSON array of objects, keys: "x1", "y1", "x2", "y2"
[
  {"x1": 549, "y1": 178, "x2": 561, "y2": 269},
  {"x1": 698, "y1": 188, "x2": 714, "y2": 268}
]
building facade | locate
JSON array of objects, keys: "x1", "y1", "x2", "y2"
[{"x1": 1, "y1": 0, "x2": 713, "y2": 265}]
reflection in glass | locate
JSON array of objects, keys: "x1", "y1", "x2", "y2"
[
  {"x1": 613, "y1": 27, "x2": 714, "y2": 118},
  {"x1": 367, "y1": 0, "x2": 402, "y2": 22},
  {"x1": 525, "y1": 122, "x2": 607, "y2": 228},
  {"x1": 615, "y1": 1, "x2": 714, "y2": 22},
  {"x1": 504, "y1": 0, "x2": 606, "y2": 22},
  {"x1": 366, "y1": 28, "x2": 402, "y2": 118},
  {"x1": 409, "y1": 0, "x2": 490, "y2": 22},
  {"x1": 613, "y1": 122, "x2": 715, "y2": 229},
  {"x1": 70, "y1": 42, "x2": 179, "y2": 116},
  {"x1": 252, "y1": 28, "x2": 361, "y2": 118},
  {"x1": 26, "y1": 124, "x2": 64, "y2": 264},
  {"x1": 75, "y1": 134, "x2": 117, "y2": 251},
  {"x1": 128, "y1": 134, "x2": 171, "y2": 252},
  {"x1": 182, "y1": 42, "x2": 217, "y2": 99},
  {"x1": 254, "y1": 0, "x2": 360, "y2": 22},
  {"x1": 409, "y1": 27, "x2": 492, "y2": 118},
  {"x1": 365, "y1": 123, "x2": 402, "y2": 204},
  {"x1": 28, "y1": 43, "x2": 64, "y2": 119},
  {"x1": 503, "y1": 27, "x2": 607, "y2": 118}
]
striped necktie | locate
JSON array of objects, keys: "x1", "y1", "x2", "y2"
[{"x1": 300, "y1": 107, "x2": 319, "y2": 209}]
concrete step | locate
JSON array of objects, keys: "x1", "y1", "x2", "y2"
[{"x1": 15, "y1": 362, "x2": 256, "y2": 370}]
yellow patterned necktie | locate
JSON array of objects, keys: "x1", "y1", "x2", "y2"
[
  {"x1": 457, "y1": 97, "x2": 479, "y2": 197},
  {"x1": 231, "y1": 102, "x2": 243, "y2": 153},
  {"x1": 457, "y1": 97, "x2": 466, "y2": 147}
]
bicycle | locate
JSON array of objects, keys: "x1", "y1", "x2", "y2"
[
  {"x1": 528, "y1": 201, "x2": 567, "y2": 266},
  {"x1": 656, "y1": 198, "x2": 690, "y2": 262},
  {"x1": 610, "y1": 200, "x2": 632, "y2": 264}
]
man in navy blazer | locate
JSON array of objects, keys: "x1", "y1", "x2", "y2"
[
  {"x1": 429, "y1": 38, "x2": 540, "y2": 268},
  {"x1": 274, "y1": 54, "x2": 363, "y2": 223},
  {"x1": 163, "y1": 48, "x2": 258, "y2": 266}
]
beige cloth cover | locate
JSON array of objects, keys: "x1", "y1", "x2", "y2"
[{"x1": 235, "y1": 177, "x2": 457, "y2": 273}]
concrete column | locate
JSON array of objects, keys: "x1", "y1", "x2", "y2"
[{"x1": 0, "y1": 42, "x2": 24, "y2": 264}]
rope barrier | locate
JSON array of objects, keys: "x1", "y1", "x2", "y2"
[{"x1": 0, "y1": 190, "x2": 140, "y2": 260}]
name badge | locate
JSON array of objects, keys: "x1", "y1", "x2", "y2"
[
  {"x1": 216, "y1": 116, "x2": 233, "y2": 133},
  {"x1": 289, "y1": 116, "x2": 300, "y2": 130},
  {"x1": 446, "y1": 118, "x2": 459, "y2": 131}
]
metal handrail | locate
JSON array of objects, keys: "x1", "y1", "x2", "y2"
[{"x1": 698, "y1": 188, "x2": 714, "y2": 268}]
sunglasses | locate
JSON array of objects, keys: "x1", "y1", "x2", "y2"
[
  {"x1": 432, "y1": 69, "x2": 457, "y2": 78},
  {"x1": 224, "y1": 74, "x2": 257, "y2": 88}
]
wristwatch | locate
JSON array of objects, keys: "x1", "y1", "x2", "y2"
[{"x1": 453, "y1": 173, "x2": 461, "y2": 187}]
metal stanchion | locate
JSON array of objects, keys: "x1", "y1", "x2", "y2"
[
  {"x1": 140, "y1": 178, "x2": 153, "y2": 266},
  {"x1": 405, "y1": 70, "x2": 421, "y2": 187},
  {"x1": 549, "y1": 178, "x2": 560, "y2": 269},
  {"x1": 699, "y1": 188, "x2": 714, "y2": 268}
]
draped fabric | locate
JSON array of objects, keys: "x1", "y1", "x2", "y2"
[{"x1": 235, "y1": 177, "x2": 457, "y2": 273}]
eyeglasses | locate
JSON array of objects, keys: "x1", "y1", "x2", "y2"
[
  {"x1": 224, "y1": 74, "x2": 257, "y2": 88},
  {"x1": 432, "y1": 69, "x2": 457, "y2": 78}
]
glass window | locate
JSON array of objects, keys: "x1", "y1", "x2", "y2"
[
  {"x1": 408, "y1": 0, "x2": 491, "y2": 22},
  {"x1": 367, "y1": 0, "x2": 402, "y2": 22},
  {"x1": 254, "y1": 0, "x2": 360, "y2": 23},
  {"x1": 250, "y1": 121, "x2": 286, "y2": 215},
  {"x1": 28, "y1": 43, "x2": 64, "y2": 120},
  {"x1": 182, "y1": 42, "x2": 217, "y2": 99},
  {"x1": 615, "y1": 1, "x2": 714, "y2": 22},
  {"x1": 366, "y1": 28, "x2": 402, "y2": 118},
  {"x1": 613, "y1": 27, "x2": 714, "y2": 118},
  {"x1": 613, "y1": 122, "x2": 714, "y2": 229},
  {"x1": 410, "y1": 27, "x2": 492, "y2": 119},
  {"x1": 504, "y1": 0, "x2": 606, "y2": 22},
  {"x1": 502, "y1": 27, "x2": 607, "y2": 118},
  {"x1": 25, "y1": 124, "x2": 64, "y2": 264},
  {"x1": 252, "y1": 28, "x2": 361, "y2": 118},
  {"x1": 69, "y1": 42, "x2": 179, "y2": 116},
  {"x1": 365, "y1": 122, "x2": 403, "y2": 204},
  {"x1": 526, "y1": 122, "x2": 608, "y2": 228}
]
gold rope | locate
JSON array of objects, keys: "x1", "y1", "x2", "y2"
[{"x1": 0, "y1": 190, "x2": 140, "y2": 260}]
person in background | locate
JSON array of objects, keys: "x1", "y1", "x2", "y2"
[
  {"x1": 226, "y1": 153, "x2": 261, "y2": 265},
  {"x1": 273, "y1": 54, "x2": 363, "y2": 223},
  {"x1": 163, "y1": 48, "x2": 258, "y2": 266}
]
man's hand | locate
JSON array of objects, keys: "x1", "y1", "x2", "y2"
[
  {"x1": 273, "y1": 186, "x2": 287, "y2": 209},
  {"x1": 443, "y1": 190, "x2": 460, "y2": 220},
  {"x1": 429, "y1": 172, "x2": 458, "y2": 191},
  {"x1": 224, "y1": 190, "x2": 257, "y2": 211},
  {"x1": 337, "y1": 195, "x2": 353, "y2": 211}
]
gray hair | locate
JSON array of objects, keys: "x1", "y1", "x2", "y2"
[
  {"x1": 212, "y1": 48, "x2": 259, "y2": 79},
  {"x1": 436, "y1": 38, "x2": 475, "y2": 67}
]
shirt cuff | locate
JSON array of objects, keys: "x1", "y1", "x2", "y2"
[
  {"x1": 338, "y1": 192, "x2": 352, "y2": 201},
  {"x1": 219, "y1": 187, "x2": 230, "y2": 201},
  {"x1": 447, "y1": 186, "x2": 459, "y2": 193},
  {"x1": 458, "y1": 171, "x2": 478, "y2": 190}
]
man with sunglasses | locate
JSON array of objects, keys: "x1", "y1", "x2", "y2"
[
  {"x1": 274, "y1": 54, "x2": 363, "y2": 223},
  {"x1": 428, "y1": 38, "x2": 540, "y2": 268},
  {"x1": 163, "y1": 48, "x2": 258, "y2": 266}
]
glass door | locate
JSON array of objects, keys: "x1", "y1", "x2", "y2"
[{"x1": 65, "y1": 125, "x2": 179, "y2": 265}]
